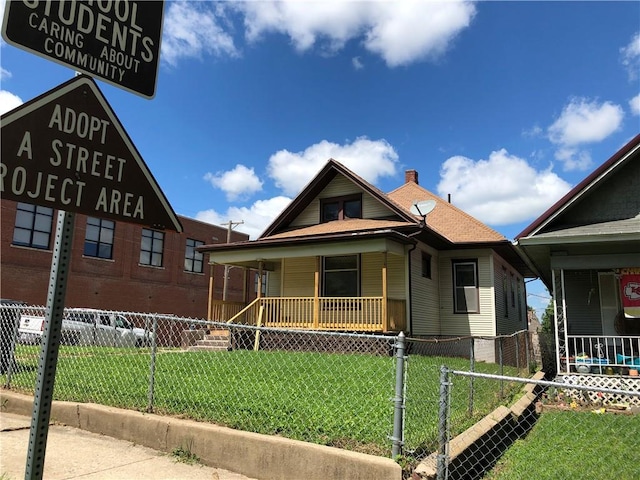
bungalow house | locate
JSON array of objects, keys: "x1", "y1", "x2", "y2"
[
  {"x1": 515, "y1": 134, "x2": 640, "y2": 375},
  {"x1": 198, "y1": 160, "x2": 533, "y2": 349}
]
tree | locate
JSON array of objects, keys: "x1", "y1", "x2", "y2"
[{"x1": 541, "y1": 299, "x2": 555, "y2": 334}]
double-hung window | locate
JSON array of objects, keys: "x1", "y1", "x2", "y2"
[
  {"x1": 184, "y1": 239, "x2": 204, "y2": 273},
  {"x1": 140, "y1": 228, "x2": 164, "y2": 267},
  {"x1": 453, "y1": 260, "x2": 479, "y2": 313},
  {"x1": 322, "y1": 255, "x2": 359, "y2": 297},
  {"x1": 320, "y1": 195, "x2": 362, "y2": 223},
  {"x1": 84, "y1": 217, "x2": 115, "y2": 259},
  {"x1": 12, "y1": 202, "x2": 53, "y2": 249}
]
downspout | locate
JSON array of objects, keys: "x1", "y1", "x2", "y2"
[
  {"x1": 406, "y1": 243, "x2": 417, "y2": 336},
  {"x1": 207, "y1": 263, "x2": 214, "y2": 321},
  {"x1": 405, "y1": 227, "x2": 422, "y2": 336}
]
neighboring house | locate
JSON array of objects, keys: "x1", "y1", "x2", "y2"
[
  {"x1": 198, "y1": 160, "x2": 533, "y2": 344},
  {"x1": 515, "y1": 134, "x2": 640, "y2": 375},
  {"x1": 0, "y1": 199, "x2": 252, "y2": 318}
]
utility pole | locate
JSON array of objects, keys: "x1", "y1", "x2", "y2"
[{"x1": 222, "y1": 220, "x2": 244, "y2": 303}]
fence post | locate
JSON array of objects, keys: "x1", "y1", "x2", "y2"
[
  {"x1": 468, "y1": 337, "x2": 475, "y2": 417},
  {"x1": 437, "y1": 365, "x2": 450, "y2": 480},
  {"x1": 498, "y1": 337, "x2": 504, "y2": 398},
  {"x1": 391, "y1": 332, "x2": 405, "y2": 458},
  {"x1": 147, "y1": 315, "x2": 159, "y2": 412}
]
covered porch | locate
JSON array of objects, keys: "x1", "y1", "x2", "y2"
[
  {"x1": 200, "y1": 232, "x2": 413, "y2": 334},
  {"x1": 551, "y1": 265, "x2": 640, "y2": 375}
]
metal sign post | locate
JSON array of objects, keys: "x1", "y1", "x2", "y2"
[{"x1": 25, "y1": 210, "x2": 75, "y2": 480}]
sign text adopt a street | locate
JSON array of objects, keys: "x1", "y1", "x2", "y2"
[
  {"x1": 0, "y1": 75, "x2": 182, "y2": 232},
  {"x1": 2, "y1": 0, "x2": 164, "y2": 99}
]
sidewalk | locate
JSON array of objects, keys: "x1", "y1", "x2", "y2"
[{"x1": 0, "y1": 412, "x2": 255, "y2": 480}]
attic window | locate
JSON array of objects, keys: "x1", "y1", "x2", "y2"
[{"x1": 320, "y1": 194, "x2": 362, "y2": 223}]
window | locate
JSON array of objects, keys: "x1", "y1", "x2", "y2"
[
  {"x1": 320, "y1": 195, "x2": 362, "y2": 222},
  {"x1": 12, "y1": 202, "x2": 54, "y2": 249},
  {"x1": 140, "y1": 228, "x2": 164, "y2": 267},
  {"x1": 511, "y1": 274, "x2": 516, "y2": 308},
  {"x1": 323, "y1": 255, "x2": 359, "y2": 297},
  {"x1": 84, "y1": 217, "x2": 115, "y2": 259},
  {"x1": 453, "y1": 260, "x2": 479, "y2": 313},
  {"x1": 255, "y1": 272, "x2": 267, "y2": 295},
  {"x1": 422, "y1": 252, "x2": 432, "y2": 279},
  {"x1": 184, "y1": 239, "x2": 204, "y2": 273}
]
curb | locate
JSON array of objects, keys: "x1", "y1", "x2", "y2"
[{"x1": 1, "y1": 391, "x2": 401, "y2": 480}]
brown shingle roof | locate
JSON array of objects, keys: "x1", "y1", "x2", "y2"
[
  {"x1": 268, "y1": 218, "x2": 413, "y2": 239},
  {"x1": 388, "y1": 181, "x2": 506, "y2": 243}
]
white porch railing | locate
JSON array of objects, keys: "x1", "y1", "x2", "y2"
[{"x1": 565, "y1": 335, "x2": 640, "y2": 374}]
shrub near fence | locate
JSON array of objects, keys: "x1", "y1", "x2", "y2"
[{"x1": 1, "y1": 305, "x2": 534, "y2": 470}]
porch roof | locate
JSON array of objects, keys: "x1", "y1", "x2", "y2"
[{"x1": 197, "y1": 228, "x2": 417, "y2": 268}]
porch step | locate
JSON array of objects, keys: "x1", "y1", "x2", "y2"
[{"x1": 187, "y1": 331, "x2": 230, "y2": 352}]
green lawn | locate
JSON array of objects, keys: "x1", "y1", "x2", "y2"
[
  {"x1": 5, "y1": 345, "x2": 522, "y2": 459},
  {"x1": 485, "y1": 409, "x2": 640, "y2": 480}
]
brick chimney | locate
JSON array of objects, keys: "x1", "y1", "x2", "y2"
[{"x1": 405, "y1": 169, "x2": 419, "y2": 185}]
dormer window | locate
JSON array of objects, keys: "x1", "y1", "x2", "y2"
[{"x1": 320, "y1": 194, "x2": 362, "y2": 223}]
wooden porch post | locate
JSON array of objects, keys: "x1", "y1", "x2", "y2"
[
  {"x1": 314, "y1": 256, "x2": 320, "y2": 329},
  {"x1": 382, "y1": 252, "x2": 388, "y2": 332},
  {"x1": 257, "y1": 262, "x2": 263, "y2": 299},
  {"x1": 242, "y1": 267, "x2": 248, "y2": 303},
  {"x1": 207, "y1": 263, "x2": 215, "y2": 321}
]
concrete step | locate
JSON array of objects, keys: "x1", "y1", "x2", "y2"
[
  {"x1": 187, "y1": 345, "x2": 229, "y2": 352},
  {"x1": 197, "y1": 339, "x2": 229, "y2": 347}
]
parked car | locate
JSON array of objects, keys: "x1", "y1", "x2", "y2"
[{"x1": 18, "y1": 308, "x2": 154, "y2": 347}]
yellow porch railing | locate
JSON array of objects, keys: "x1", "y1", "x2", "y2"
[{"x1": 225, "y1": 297, "x2": 406, "y2": 333}]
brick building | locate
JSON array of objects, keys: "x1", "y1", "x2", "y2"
[{"x1": 0, "y1": 199, "x2": 252, "y2": 318}]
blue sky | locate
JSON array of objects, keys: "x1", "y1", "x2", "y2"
[{"x1": 1, "y1": 0, "x2": 639, "y2": 317}]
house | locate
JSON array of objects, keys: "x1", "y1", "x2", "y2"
[
  {"x1": 515, "y1": 134, "x2": 640, "y2": 375},
  {"x1": 0, "y1": 199, "x2": 252, "y2": 319},
  {"x1": 198, "y1": 160, "x2": 533, "y2": 347}
]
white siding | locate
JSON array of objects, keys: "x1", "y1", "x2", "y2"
[
  {"x1": 290, "y1": 175, "x2": 398, "y2": 227},
  {"x1": 361, "y1": 252, "x2": 383, "y2": 296},
  {"x1": 438, "y1": 250, "x2": 496, "y2": 336},
  {"x1": 410, "y1": 244, "x2": 441, "y2": 336},
  {"x1": 282, "y1": 257, "x2": 316, "y2": 296},
  {"x1": 267, "y1": 264, "x2": 281, "y2": 297}
]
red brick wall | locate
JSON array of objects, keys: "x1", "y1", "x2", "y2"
[{"x1": 1, "y1": 200, "x2": 253, "y2": 318}]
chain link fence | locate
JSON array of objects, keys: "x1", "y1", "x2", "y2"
[
  {"x1": 412, "y1": 369, "x2": 640, "y2": 480},
  {"x1": 3, "y1": 303, "x2": 542, "y2": 476}
]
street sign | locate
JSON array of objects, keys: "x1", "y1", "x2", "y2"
[
  {"x1": 1, "y1": 0, "x2": 164, "y2": 99},
  {"x1": 0, "y1": 74, "x2": 183, "y2": 232}
]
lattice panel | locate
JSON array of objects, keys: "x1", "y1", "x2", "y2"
[{"x1": 558, "y1": 374, "x2": 640, "y2": 407}]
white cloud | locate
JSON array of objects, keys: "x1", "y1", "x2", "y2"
[
  {"x1": 362, "y1": 1, "x2": 476, "y2": 66},
  {"x1": 352, "y1": 56, "x2": 364, "y2": 70},
  {"x1": 620, "y1": 31, "x2": 640, "y2": 80},
  {"x1": 204, "y1": 164, "x2": 263, "y2": 201},
  {"x1": 0, "y1": 67, "x2": 11, "y2": 80},
  {"x1": 238, "y1": 1, "x2": 476, "y2": 67},
  {"x1": 267, "y1": 137, "x2": 399, "y2": 197},
  {"x1": 437, "y1": 149, "x2": 572, "y2": 226},
  {"x1": 547, "y1": 98, "x2": 624, "y2": 171},
  {"x1": 195, "y1": 196, "x2": 292, "y2": 240},
  {"x1": 0, "y1": 90, "x2": 23, "y2": 115},
  {"x1": 161, "y1": 1, "x2": 239, "y2": 66},
  {"x1": 630, "y1": 94, "x2": 640, "y2": 116}
]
